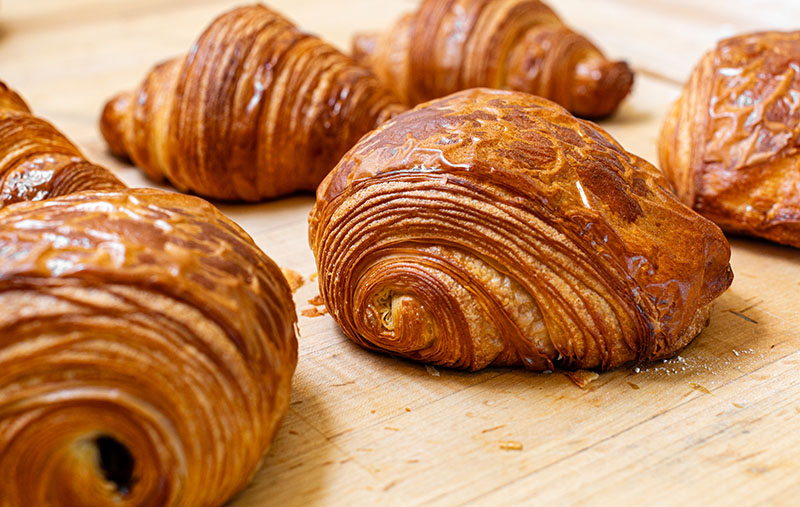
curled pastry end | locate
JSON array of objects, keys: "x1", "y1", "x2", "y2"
[
  {"x1": 571, "y1": 58, "x2": 634, "y2": 118},
  {"x1": 100, "y1": 91, "x2": 132, "y2": 159},
  {"x1": 0, "y1": 81, "x2": 31, "y2": 114},
  {"x1": 352, "y1": 32, "x2": 379, "y2": 65}
]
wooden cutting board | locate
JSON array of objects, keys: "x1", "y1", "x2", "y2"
[{"x1": 2, "y1": 1, "x2": 799, "y2": 504}]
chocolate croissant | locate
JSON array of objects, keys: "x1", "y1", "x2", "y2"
[
  {"x1": 659, "y1": 31, "x2": 800, "y2": 248},
  {"x1": 352, "y1": 0, "x2": 634, "y2": 118},
  {"x1": 310, "y1": 88, "x2": 732, "y2": 372},
  {"x1": 100, "y1": 4, "x2": 403, "y2": 202},
  {"x1": 0, "y1": 83, "x2": 297, "y2": 505}
]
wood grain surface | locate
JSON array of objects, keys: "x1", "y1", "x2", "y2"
[{"x1": 1, "y1": 1, "x2": 799, "y2": 505}]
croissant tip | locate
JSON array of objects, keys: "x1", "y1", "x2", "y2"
[
  {"x1": 352, "y1": 32, "x2": 378, "y2": 65},
  {"x1": 573, "y1": 59, "x2": 635, "y2": 119},
  {"x1": 99, "y1": 91, "x2": 131, "y2": 158},
  {"x1": 0, "y1": 81, "x2": 32, "y2": 114}
]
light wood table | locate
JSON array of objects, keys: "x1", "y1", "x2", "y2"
[{"x1": 2, "y1": 1, "x2": 799, "y2": 505}]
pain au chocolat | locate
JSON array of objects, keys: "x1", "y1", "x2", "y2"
[
  {"x1": 310, "y1": 88, "x2": 732, "y2": 372},
  {"x1": 0, "y1": 82, "x2": 297, "y2": 506},
  {"x1": 100, "y1": 4, "x2": 403, "y2": 202},
  {"x1": 660, "y1": 31, "x2": 800, "y2": 248}
]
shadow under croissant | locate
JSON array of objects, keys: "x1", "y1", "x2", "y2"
[
  {"x1": 292, "y1": 287, "x2": 771, "y2": 384},
  {"x1": 726, "y1": 236, "x2": 800, "y2": 264},
  {"x1": 596, "y1": 100, "x2": 654, "y2": 127}
]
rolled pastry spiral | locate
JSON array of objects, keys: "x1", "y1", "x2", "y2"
[
  {"x1": 659, "y1": 31, "x2": 800, "y2": 248},
  {"x1": 0, "y1": 83, "x2": 298, "y2": 505},
  {"x1": 352, "y1": 0, "x2": 634, "y2": 118},
  {"x1": 100, "y1": 4, "x2": 404, "y2": 202},
  {"x1": 310, "y1": 88, "x2": 732, "y2": 372}
]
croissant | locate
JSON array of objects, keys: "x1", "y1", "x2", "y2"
[
  {"x1": 100, "y1": 4, "x2": 403, "y2": 202},
  {"x1": 310, "y1": 88, "x2": 732, "y2": 372},
  {"x1": 659, "y1": 31, "x2": 800, "y2": 248},
  {"x1": 352, "y1": 0, "x2": 634, "y2": 118},
  {"x1": 0, "y1": 83, "x2": 298, "y2": 505}
]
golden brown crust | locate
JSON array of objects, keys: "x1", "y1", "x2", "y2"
[
  {"x1": 0, "y1": 86, "x2": 124, "y2": 208},
  {"x1": 352, "y1": 0, "x2": 634, "y2": 118},
  {"x1": 100, "y1": 4, "x2": 404, "y2": 201},
  {"x1": 310, "y1": 88, "x2": 732, "y2": 372},
  {"x1": 659, "y1": 31, "x2": 800, "y2": 248},
  {"x1": 0, "y1": 81, "x2": 31, "y2": 113},
  {"x1": 0, "y1": 82, "x2": 298, "y2": 505}
]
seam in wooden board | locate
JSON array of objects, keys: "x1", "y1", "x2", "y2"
[{"x1": 451, "y1": 346, "x2": 800, "y2": 505}]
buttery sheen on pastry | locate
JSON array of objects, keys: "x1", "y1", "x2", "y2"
[
  {"x1": 0, "y1": 92, "x2": 124, "y2": 207},
  {"x1": 352, "y1": 0, "x2": 634, "y2": 118},
  {"x1": 100, "y1": 4, "x2": 403, "y2": 202},
  {"x1": 660, "y1": 31, "x2": 800, "y2": 248},
  {"x1": 0, "y1": 83, "x2": 298, "y2": 506},
  {"x1": 310, "y1": 88, "x2": 732, "y2": 372}
]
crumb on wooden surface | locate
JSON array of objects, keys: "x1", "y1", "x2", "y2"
[
  {"x1": 499, "y1": 441, "x2": 523, "y2": 451},
  {"x1": 627, "y1": 381, "x2": 641, "y2": 390},
  {"x1": 308, "y1": 294, "x2": 325, "y2": 306},
  {"x1": 301, "y1": 307, "x2": 328, "y2": 318},
  {"x1": 309, "y1": 272, "x2": 318, "y2": 281},
  {"x1": 565, "y1": 370, "x2": 599, "y2": 389},
  {"x1": 281, "y1": 267, "x2": 304, "y2": 292},
  {"x1": 689, "y1": 382, "x2": 712, "y2": 395},
  {"x1": 425, "y1": 365, "x2": 441, "y2": 377}
]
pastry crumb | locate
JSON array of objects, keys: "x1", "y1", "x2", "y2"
[
  {"x1": 627, "y1": 381, "x2": 640, "y2": 390},
  {"x1": 689, "y1": 382, "x2": 712, "y2": 395},
  {"x1": 301, "y1": 307, "x2": 327, "y2": 318},
  {"x1": 308, "y1": 294, "x2": 325, "y2": 306},
  {"x1": 565, "y1": 370, "x2": 599, "y2": 389},
  {"x1": 425, "y1": 365, "x2": 441, "y2": 377},
  {"x1": 499, "y1": 441, "x2": 523, "y2": 451},
  {"x1": 309, "y1": 272, "x2": 318, "y2": 281},
  {"x1": 281, "y1": 267, "x2": 304, "y2": 292}
]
